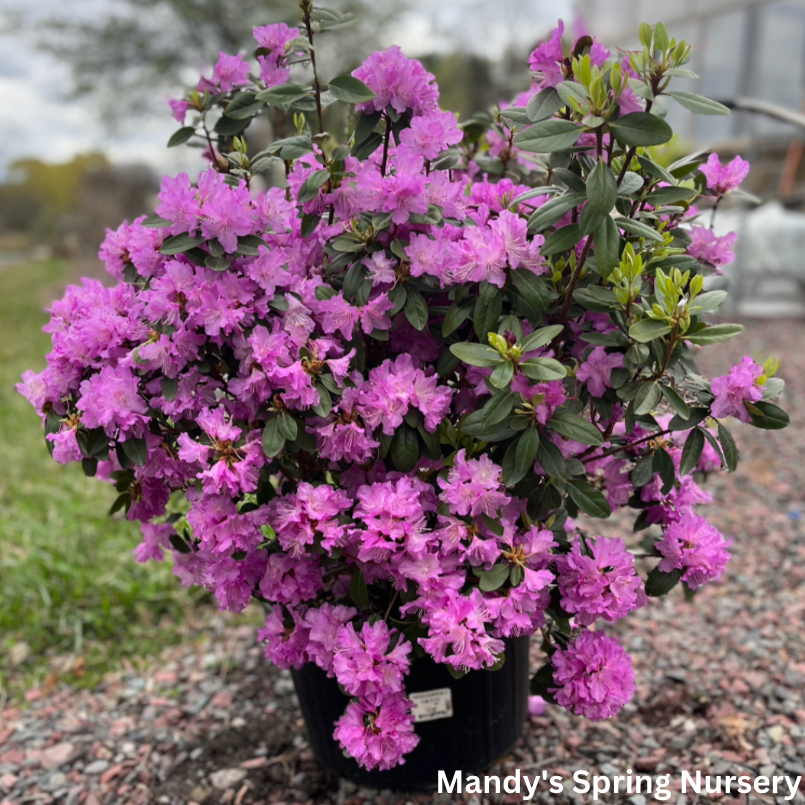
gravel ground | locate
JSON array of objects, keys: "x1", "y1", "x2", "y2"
[{"x1": 2, "y1": 319, "x2": 805, "y2": 805}]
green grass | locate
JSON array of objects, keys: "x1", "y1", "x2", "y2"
[{"x1": 0, "y1": 261, "x2": 210, "y2": 696}]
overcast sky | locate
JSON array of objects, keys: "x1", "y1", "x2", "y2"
[{"x1": 0, "y1": 0, "x2": 571, "y2": 179}]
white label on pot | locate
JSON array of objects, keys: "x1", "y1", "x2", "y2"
[{"x1": 409, "y1": 688, "x2": 453, "y2": 723}]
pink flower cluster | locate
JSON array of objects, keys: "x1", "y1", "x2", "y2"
[{"x1": 18, "y1": 17, "x2": 780, "y2": 772}]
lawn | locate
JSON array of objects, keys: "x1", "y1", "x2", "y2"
[{"x1": 0, "y1": 260, "x2": 213, "y2": 697}]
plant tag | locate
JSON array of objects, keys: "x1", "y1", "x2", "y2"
[{"x1": 409, "y1": 687, "x2": 453, "y2": 723}]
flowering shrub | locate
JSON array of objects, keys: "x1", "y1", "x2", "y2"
[{"x1": 19, "y1": 7, "x2": 790, "y2": 772}]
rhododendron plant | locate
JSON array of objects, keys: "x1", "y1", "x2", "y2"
[{"x1": 19, "y1": 7, "x2": 790, "y2": 773}]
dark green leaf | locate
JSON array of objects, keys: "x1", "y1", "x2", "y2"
[
  {"x1": 634, "y1": 381, "x2": 662, "y2": 416},
  {"x1": 390, "y1": 425, "x2": 420, "y2": 472},
  {"x1": 617, "y1": 217, "x2": 664, "y2": 242},
  {"x1": 540, "y1": 224, "x2": 584, "y2": 256},
  {"x1": 301, "y1": 213, "x2": 321, "y2": 238},
  {"x1": 520, "y1": 358, "x2": 567, "y2": 381},
  {"x1": 547, "y1": 410, "x2": 603, "y2": 445},
  {"x1": 474, "y1": 282, "x2": 502, "y2": 340},
  {"x1": 669, "y1": 407, "x2": 709, "y2": 431},
  {"x1": 297, "y1": 169, "x2": 330, "y2": 204},
  {"x1": 716, "y1": 421, "x2": 738, "y2": 471},
  {"x1": 530, "y1": 663, "x2": 558, "y2": 703},
  {"x1": 81, "y1": 457, "x2": 98, "y2": 477},
  {"x1": 748, "y1": 401, "x2": 790, "y2": 430},
  {"x1": 537, "y1": 439, "x2": 565, "y2": 478},
  {"x1": 404, "y1": 288, "x2": 429, "y2": 331},
  {"x1": 478, "y1": 563, "x2": 510, "y2": 592},
  {"x1": 513, "y1": 119, "x2": 584, "y2": 152},
  {"x1": 489, "y1": 361, "x2": 515, "y2": 389},
  {"x1": 141, "y1": 215, "x2": 172, "y2": 229},
  {"x1": 160, "y1": 233, "x2": 206, "y2": 255},
  {"x1": 587, "y1": 159, "x2": 618, "y2": 216},
  {"x1": 511, "y1": 268, "x2": 553, "y2": 313},
  {"x1": 593, "y1": 215, "x2": 620, "y2": 278},
  {"x1": 610, "y1": 112, "x2": 673, "y2": 146},
  {"x1": 679, "y1": 427, "x2": 705, "y2": 476},
  {"x1": 327, "y1": 75, "x2": 377, "y2": 104},
  {"x1": 668, "y1": 91, "x2": 730, "y2": 116},
  {"x1": 566, "y1": 479, "x2": 612, "y2": 518},
  {"x1": 450, "y1": 343, "x2": 502, "y2": 368},
  {"x1": 354, "y1": 110, "x2": 382, "y2": 144},
  {"x1": 511, "y1": 426, "x2": 540, "y2": 486},
  {"x1": 482, "y1": 391, "x2": 516, "y2": 427},
  {"x1": 312, "y1": 384, "x2": 332, "y2": 417},
  {"x1": 121, "y1": 436, "x2": 147, "y2": 467},
  {"x1": 162, "y1": 376, "x2": 179, "y2": 402},
  {"x1": 684, "y1": 324, "x2": 743, "y2": 345},
  {"x1": 631, "y1": 454, "x2": 655, "y2": 487},
  {"x1": 654, "y1": 446, "x2": 676, "y2": 494},
  {"x1": 645, "y1": 566, "x2": 683, "y2": 597},
  {"x1": 646, "y1": 186, "x2": 697, "y2": 207},
  {"x1": 342, "y1": 261, "x2": 367, "y2": 301},
  {"x1": 527, "y1": 192, "x2": 586, "y2": 232},
  {"x1": 660, "y1": 385, "x2": 689, "y2": 419},
  {"x1": 351, "y1": 131, "x2": 383, "y2": 160},
  {"x1": 256, "y1": 83, "x2": 310, "y2": 108},
  {"x1": 442, "y1": 297, "x2": 475, "y2": 337},
  {"x1": 278, "y1": 413, "x2": 298, "y2": 441},
  {"x1": 262, "y1": 418, "x2": 285, "y2": 458},
  {"x1": 350, "y1": 570, "x2": 370, "y2": 609},
  {"x1": 167, "y1": 126, "x2": 195, "y2": 147},
  {"x1": 629, "y1": 319, "x2": 672, "y2": 343},
  {"x1": 526, "y1": 87, "x2": 563, "y2": 122},
  {"x1": 521, "y1": 325, "x2": 564, "y2": 352}
]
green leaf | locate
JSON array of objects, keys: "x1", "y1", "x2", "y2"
[
  {"x1": 82, "y1": 456, "x2": 98, "y2": 477},
  {"x1": 162, "y1": 376, "x2": 179, "y2": 402},
  {"x1": 526, "y1": 87, "x2": 563, "y2": 122},
  {"x1": 638, "y1": 155, "x2": 677, "y2": 186},
  {"x1": 629, "y1": 319, "x2": 672, "y2": 343},
  {"x1": 587, "y1": 159, "x2": 618, "y2": 216},
  {"x1": 351, "y1": 131, "x2": 383, "y2": 160},
  {"x1": 474, "y1": 283, "x2": 502, "y2": 340},
  {"x1": 262, "y1": 418, "x2": 286, "y2": 458},
  {"x1": 301, "y1": 213, "x2": 321, "y2": 238},
  {"x1": 668, "y1": 91, "x2": 730, "y2": 116},
  {"x1": 716, "y1": 422, "x2": 738, "y2": 472},
  {"x1": 645, "y1": 566, "x2": 683, "y2": 597},
  {"x1": 390, "y1": 425, "x2": 420, "y2": 472},
  {"x1": 511, "y1": 269, "x2": 553, "y2": 313},
  {"x1": 450, "y1": 343, "x2": 502, "y2": 368},
  {"x1": 332, "y1": 235, "x2": 367, "y2": 253},
  {"x1": 342, "y1": 261, "x2": 367, "y2": 301},
  {"x1": 213, "y1": 114, "x2": 248, "y2": 136},
  {"x1": 442, "y1": 297, "x2": 475, "y2": 337},
  {"x1": 278, "y1": 413, "x2": 298, "y2": 441},
  {"x1": 520, "y1": 358, "x2": 567, "y2": 381},
  {"x1": 530, "y1": 663, "x2": 558, "y2": 703},
  {"x1": 689, "y1": 290, "x2": 727, "y2": 315},
  {"x1": 224, "y1": 92, "x2": 263, "y2": 119},
  {"x1": 593, "y1": 215, "x2": 620, "y2": 279},
  {"x1": 617, "y1": 217, "x2": 664, "y2": 242},
  {"x1": 618, "y1": 172, "x2": 645, "y2": 196},
  {"x1": 404, "y1": 288, "x2": 429, "y2": 331},
  {"x1": 354, "y1": 110, "x2": 382, "y2": 144},
  {"x1": 521, "y1": 325, "x2": 564, "y2": 352},
  {"x1": 312, "y1": 384, "x2": 332, "y2": 418},
  {"x1": 256, "y1": 84, "x2": 310, "y2": 108},
  {"x1": 645, "y1": 186, "x2": 697, "y2": 207},
  {"x1": 634, "y1": 381, "x2": 662, "y2": 416},
  {"x1": 169, "y1": 532, "x2": 192, "y2": 554},
  {"x1": 537, "y1": 439, "x2": 565, "y2": 478},
  {"x1": 566, "y1": 479, "x2": 612, "y2": 518},
  {"x1": 669, "y1": 407, "x2": 709, "y2": 431},
  {"x1": 654, "y1": 446, "x2": 676, "y2": 494},
  {"x1": 478, "y1": 563, "x2": 510, "y2": 592},
  {"x1": 609, "y1": 112, "x2": 673, "y2": 147},
  {"x1": 205, "y1": 255, "x2": 231, "y2": 271},
  {"x1": 748, "y1": 401, "x2": 790, "y2": 430},
  {"x1": 121, "y1": 436, "x2": 148, "y2": 467},
  {"x1": 527, "y1": 192, "x2": 587, "y2": 232},
  {"x1": 684, "y1": 324, "x2": 743, "y2": 345},
  {"x1": 269, "y1": 134, "x2": 314, "y2": 160},
  {"x1": 679, "y1": 428, "x2": 704, "y2": 476},
  {"x1": 489, "y1": 361, "x2": 515, "y2": 389},
  {"x1": 350, "y1": 570, "x2": 370, "y2": 609},
  {"x1": 513, "y1": 119, "x2": 584, "y2": 153},
  {"x1": 512, "y1": 426, "x2": 540, "y2": 486},
  {"x1": 327, "y1": 75, "x2": 377, "y2": 103},
  {"x1": 660, "y1": 385, "x2": 689, "y2": 419},
  {"x1": 160, "y1": 233, "x2": 206, "y2": 255},
  {"x1": 573, "y1": 286, "x2": 619, "y2": 311},
  {"x1": 631, "y1": 454, "x2": 655, "y2": 487},
  {"x1": 297, "y1": 169, "x2": 330, "y2": 204},
  {"x1": 540, "y1": 224, "x2": 584, "y2": 257},
  {"x1": 547, "y1": 410, "x2": 603, "y2": 445},
  {"x1": 167, "y1": 126, "x2": 196, "y2": 147},
  {"x1": 482, "y1": 391, "x2": 517, "y2": 428},
  {"x1": 141, "y1": 215, "x2": 172, "y2": 229}
]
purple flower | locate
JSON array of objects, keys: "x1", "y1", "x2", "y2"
[
  {"x1": 77, "y1": 365, "x2": 148, "y2": 439},
  {"x1": 557, "y1": 537, "x2": 646, "y2": 625},
  {"x1": 352, "y1": 46, "x2": 439, "y2": 116},
  {"x1": 438, "y1": 449, "x2": 510, "y2": 518},
  {"x1": 700, "y1": 153, "x2": 750, "y2": 195},
  {"x1": 576, "y1": 347, "x2": 624, "y2": 397},
  {"x1": 551, "y1": 630, "x2": 635, "y2": 720},
  {"x1": 399, "y1": 110, "x2": 463, "y2": 160},
  {"x1": 133, "y1": 523, "x2": 174, "y2": 563},
  {"x1": 710, "y1": 356, "x2": 763, "y2": 423},
  {"x1": 169, "y1": 99, "x2": 191, "y2": 125},
  {"x1": 333, "y1": 693, "x2": 419, "y2": 771},
  {"x1": 528, "y1": 21, "x2": 565, "y2": 88},
  {"x1": 212, "y1": 52, "x2": 251, "y2": 93},
  {"x1": 655, "y1": 511, "x2": 730, "y2": 589},
  {"x1": 332, "y1": 620, "x2": 411, "y2": 704},
  {"x1": 687, "y1": 226, "x2": 736, "y2": 271},
  {"x1": 260, "y1": 553, "x2": 324, "y2": 606},
  {"x1": 258, "y1": 608, "x2": 310, "y2": 669},
  {"x1": 303, "y1": 604, "x2": 357, "y2": 674},
  {"x1": 199, "y1": 178, "x2": 255, "y2": 253}
]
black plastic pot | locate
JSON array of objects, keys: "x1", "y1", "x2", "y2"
[{"x1": 291, "y1": 635, "x2": 529, "y2": 791}]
